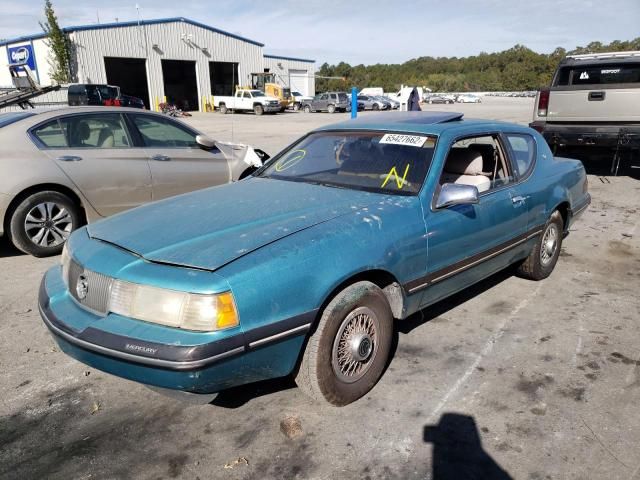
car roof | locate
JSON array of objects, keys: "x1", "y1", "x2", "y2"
[{"x1": 315, "y1": 112, "x2": 527, "y2": 135}]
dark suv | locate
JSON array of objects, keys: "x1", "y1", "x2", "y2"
[
  {"x1": 302, "y1": 92, "x2": 351, "y2": 113},
  {"x1": 68, "y1": 84, "x2": 145, "y2": 109}
]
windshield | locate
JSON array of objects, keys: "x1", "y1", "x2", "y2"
[
  {"x1": 258, "y1": 131, "x2": 437, "y2": 195},
  {"x1": 251, "y1": 90, "x2": 266, "y2": 97},
  {"x1": 292, "y1": 91, "x2": 302, "y2": 96},
  {"x1": 0, "y1": 111, "x2": 35, "y2": 128}
]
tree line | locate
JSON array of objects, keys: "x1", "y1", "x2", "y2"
[{"x1": 315, "y1": 39, "x2": 640, "y2": 93}]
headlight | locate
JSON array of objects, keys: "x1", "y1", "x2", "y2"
[{"x1": 109, "y1": 280, "x2": 239, "y2": 332}]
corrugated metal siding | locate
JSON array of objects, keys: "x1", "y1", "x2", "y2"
[
  {"x1": 71, "y1": 19, "x2": 264, "y2": 111},
  {"x1": 263, "y1": 56, "x2": 315, "y2": 96}
]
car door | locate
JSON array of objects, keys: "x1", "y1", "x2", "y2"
[
  {"x1": 128, "y1": 113, "x2": 230, "y2": 201},
  {"x1": 32, "y1": 112, "x2": 152, "y2": 216},
  {"x1": 418, "y1": 134, "x2": 529, "y2": 307},
  {"x1": 316, "y1": 94, "x2": 329, "y2": 111}
]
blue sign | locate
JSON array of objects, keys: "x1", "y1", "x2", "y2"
[{"x1": 7, "y1": 44, "x2": 37, "y2": 74}]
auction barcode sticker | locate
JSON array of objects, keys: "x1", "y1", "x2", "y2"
[{"x1": 379, "y1": 134, "x2": 428, "y2": 147}]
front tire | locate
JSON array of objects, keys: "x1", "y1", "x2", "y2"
[
  {"x1": 219, "y1": 104, "x2": 228, "y2": 114},
  {"x1": 517, "y1": 210, "x2": 563, "y2": 280},
  {"x1": 254, "y1": 104, "x2": 264, "y2": 116},
  {"x1": 304, "y1": 105, "x2": 312, "y2": 113},
  {"x1": 327, "y1": 104, "x2": 336, "y2": 114},
  {"x1": 372, "y1": 103, "x2": 380, "y2": 111},
  {"x1": 293, "y1": 103, "x2": 300, "y2": 111},
  {"x1": 8, "y1": 191, "x2": 81, "y2": 257},
  {"x1": 296, "y1": 281, "x2": 393, "y2": 406}
]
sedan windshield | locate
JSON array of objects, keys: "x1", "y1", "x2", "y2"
[{"x1": 258, "y1": 131, "x2": 437, "y2": 195}]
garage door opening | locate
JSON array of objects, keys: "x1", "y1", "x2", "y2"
[
  {"x1": 161, "y1": 60, "x2": 198, "y2": 111},
  {"x1": 210, "y1": 61, "x2": 239, "y2": 96},
  {"x1": 104, "y1": 57, "x2": 150, "y2": 108},
  {"x1": 289, "y1": 69, "x2": 309, "y2": 96}
]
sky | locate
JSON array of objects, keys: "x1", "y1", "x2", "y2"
[{"x1": 1, "y1": 0, "x2": 639, "y2": 65}]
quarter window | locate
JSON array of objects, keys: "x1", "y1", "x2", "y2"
[
  {"x1": 505, "y1": 134, "x2": 536, "y2": 178},
  {"x1": 60, "y1": 114, "x2": 130, "y2": 148},
  {"x1": 132, "y1": 115, "x2": 197, "y2": 147},
  {"x1": 32, "y1": 120, "x2": 67, "y2": 148}
]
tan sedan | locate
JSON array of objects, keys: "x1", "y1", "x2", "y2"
[{"x1": 0, "y1": 107, "x2": 265, "y2": 257}]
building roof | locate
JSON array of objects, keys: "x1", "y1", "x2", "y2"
[
  {"x1": 264, "y1": 53, "x2": 315, "y2": 64},
  {"x1": 0, "y1": 17, "x2": 264, "y2": 47}
]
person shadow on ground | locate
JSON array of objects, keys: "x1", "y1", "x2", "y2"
[{"x1": 424, "y1": 413, "x2": 513, "y2": 480}]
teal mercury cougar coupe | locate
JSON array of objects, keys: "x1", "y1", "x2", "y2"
[{"x1": 39, "y1": 112, "x2": 590, "y2": 406}]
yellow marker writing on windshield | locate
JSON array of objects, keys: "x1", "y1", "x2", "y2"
[
  {"x1": 381, "y1": 165, "x2": 410, "y2": 189},
  {"x1": 275, "y1": 149, "x2": 306, "y2": 172}
]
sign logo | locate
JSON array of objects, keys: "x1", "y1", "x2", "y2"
[
  {"x1": 579, "y1": 71, "x2": 590, "y2": 80},
  {"x1": 76, "y1": 274, "x2": 89, "y2": 300},
  {"x1": 10, "y1": 47, "x2": 29, "y2": 63}
]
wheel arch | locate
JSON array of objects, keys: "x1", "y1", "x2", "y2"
[
  {"x1": 553, "y1": 200, "x2": 570, "y2": 233},
  {"x1": 3, "y1": 183, "x2": 87, "y2": 234},
  {"x1": 316, "y1": 269, "x2": 406, "y2": 324}
]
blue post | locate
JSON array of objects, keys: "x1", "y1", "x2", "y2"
[{"x1": 351, "y1": 86, "x2": 357, "y2": 119}]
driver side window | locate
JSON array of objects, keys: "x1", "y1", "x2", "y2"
[{"x1": 440, "y1": 135, "x2": 513, "y2": 194}]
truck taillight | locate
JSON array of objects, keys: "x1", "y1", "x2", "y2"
[{"x1": 537, "y1": 88, "x2": 550, "y2": 117}]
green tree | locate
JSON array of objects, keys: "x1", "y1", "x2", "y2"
[{"x1": 40, "y1": 0, "x2": 71, "y2": 83}]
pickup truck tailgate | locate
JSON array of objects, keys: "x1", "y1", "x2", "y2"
[{"x1": 548, "y1": 88, "x2": 640, "y2": 122}]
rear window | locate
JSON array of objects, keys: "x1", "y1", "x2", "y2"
[{"x1": 555, "y1": 63, "x2": 640, "y2": 86}]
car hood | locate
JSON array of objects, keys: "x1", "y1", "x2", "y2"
[{"x1": 87, "y1": 177, "x2": 379, "y2": 271}]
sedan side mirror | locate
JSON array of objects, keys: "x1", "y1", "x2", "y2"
[
  {"x1": 196, "y1": 134, "x2": 216, "y2": 150},
  {"x1": 435, "y1": 183, "x2": 479, "y2": 209}
]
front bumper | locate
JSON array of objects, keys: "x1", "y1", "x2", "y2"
[
  {"x1": 530, "y1": 122, "x2": 640, "y2": 149},
  {"x1": 38, "y1": 266, "x2": 311, "y2": 393}
]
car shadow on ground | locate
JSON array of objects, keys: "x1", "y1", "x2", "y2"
[
  {"x1": 424, "y1": 412, "x2": 513, "y2": 479},
  {"x1": 557, "y1": 147, "x2": 639, "y2": 179},
  {"x1": 0, "y1": 238, "x2": 22, "y2": 258}
]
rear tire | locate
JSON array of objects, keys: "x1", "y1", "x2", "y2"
[
  {"x1": 327, "y1": 104, "x2": 336, "y2": 114},
  {"x1": 219, "y1": 104, "x2": 228, "y2": 114},
  {"x1": 293, "y1": 103, "x2": 300, "y2": 111},
  {"x1": 517, "y1": 210, "x2": 563, "y2": 280},
  {"x1": 8, "y1": 191, "x2": 81, "y2": 257},
  {"x1": 254, "y1": 104, "x2": 264, "y2": 116},
  {"x1": 372, "y1": 103, "x2": 379, "y2": 111},
  {"x1": 304, "y1": 105, "x2": 312, "y2": 113},
  {"x1": 296, "y1": 281, "x2": 393, "y2": 406}
]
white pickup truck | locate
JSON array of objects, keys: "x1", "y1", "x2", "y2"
[
  {"x1": 530, "y1": 51, "x2": 640, "y2": 154},
  {"x1": 214, "y1": 89, "x2": 281, "y2": 115}
]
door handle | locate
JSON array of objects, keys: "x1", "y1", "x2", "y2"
[
  {"x1": 151, "y1": 154, "x2": 171, "y2": 161},
  {"x1": 56, "y1": 155, "x2": 82, "y2": 162},
  {"x1": 588, "y1": 91, "x2": 605, "y2": 101},
  {"x1": 511, "y1": 195, "x2": 527, "y2": 204}
]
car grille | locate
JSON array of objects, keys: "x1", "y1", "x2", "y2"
[{"x1": 67, "y1": 258, "x2": 113, "y2": 315}]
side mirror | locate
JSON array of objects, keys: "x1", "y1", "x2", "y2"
[
  {"x1": 196, "y1": 134, "x2": 216, "y2": 150},
  {"x1": 435, "y1": 183, "x2": 479, "y2": 209}
]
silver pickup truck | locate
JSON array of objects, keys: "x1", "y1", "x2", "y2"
[{"x1": 530, "y1": 51, "x2": 640, "y2": 154}]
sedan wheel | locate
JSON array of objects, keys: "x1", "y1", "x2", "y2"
[
  {"x1": 9, "y1": 191, "x2": 81, "y2": 257},
  {"x1": 372, "y1": 103, "x2": 379, "y2": 111},
  {"x1": 517, "y1": 210, "x2": 563, "y2": 280},
  {"x1": 296, "y1": 281, "x2": 393, "y2": 406}
]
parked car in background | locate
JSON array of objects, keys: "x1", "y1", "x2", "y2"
[
  {"x1": 39, "y1": 112, "x2": 590, "y2": 407},
  {"x1": 213, "y1": 89, "x2": 281, "y2": 115},
  {"x1": 380, "y1": 96, "x2": 400, "y2": 109},
  {"x1": 530, "y1": 50, "x2": 640, "y2": 162},
  {"x1": 291, "y1": 91, "x2": 313, "y2": 111},
  {"x1": 68, "y1": 84, "x2": 145, "y2": 109},
  {"x1": 357, "y1": 95, "x2": 389, "y2": 110},
  {"x1": 426, "y1": 95, "x2": 454, "y2": 104},
  {"x1": 302, "y1": 92, "x2": 351, "y2": 113},
  {"x1": 0, "y1": 108, "x2": 266, "y2": 257},
  {"x1": 457, "y1": 95, "x2": 482, "y2": 103}
]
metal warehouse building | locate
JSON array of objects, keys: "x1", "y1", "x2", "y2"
[{"x1": 0, "y1": 17, "x2": 315, "y2": 111}]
